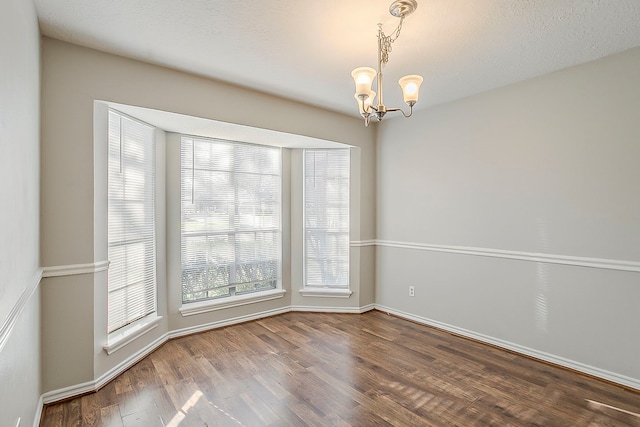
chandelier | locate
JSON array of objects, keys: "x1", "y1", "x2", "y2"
[{"x1": 351, "y1": 0, "x2": 423, "y2": 126}]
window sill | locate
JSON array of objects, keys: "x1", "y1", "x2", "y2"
[
  {"x1": 179, "y1": 288, "x2": 286, "y2": 317},
  {"x1": 104, "y1": 315, "x2": 162, "y2": 355},
  {"x1": 299, "y1": 288, "x2": 353, "y2": 298}
]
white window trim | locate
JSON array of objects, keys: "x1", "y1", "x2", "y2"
[
  {"x1": 302, "y1": 149, "x2": 351, "y2": 290},
  {"x1": 107, "y1": 110, "x2": 158, "y2": 334},
  {"x1": 298, "y1": 288, "x2": 353, "y2": 298},
  {"x1": 179, "y1": 288, "x2": 286, "y2": 317},
  {"x1": 104, "y1": 314, "x2": 162, "y2": 355},
  {"x1": 179, "y1": 135, "x2": 283, "y2": 304}
]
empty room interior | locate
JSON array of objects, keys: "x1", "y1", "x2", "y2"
[{"x1": 2, "y1": 0, "x2": 640, "y2": 425}]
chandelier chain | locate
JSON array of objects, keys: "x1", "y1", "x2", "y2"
[{"x1": 379, "y1": 16, "x2": 405, "y2": 66}]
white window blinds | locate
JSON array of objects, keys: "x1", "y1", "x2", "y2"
[
  {"x1": 107, "y1": 111, "x2": 157, "y2": 333},
  {"x1": 304, "y1": 149, "x2": 350, "y2": 288},
  {"x1": 181, "y1": 136, "x2": 281, "y2": 303}
]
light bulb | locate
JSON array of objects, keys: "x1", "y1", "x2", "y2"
[
  {"x1": 351, "y1": 67, "x2": 376, "y2": 97},
  {"x1": 399, "y1": 74, "x2": 423, "y2": 104}
]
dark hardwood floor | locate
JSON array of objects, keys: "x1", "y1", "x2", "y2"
[{"x1": 40, "y1": 310, "x2": 640, "y2": 426}]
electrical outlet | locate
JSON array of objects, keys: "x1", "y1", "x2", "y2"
[{"x1": 409, "y1": 286, "x2": 415, "y2": 297}]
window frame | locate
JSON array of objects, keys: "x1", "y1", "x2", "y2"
[
  {"x1": 178, "y1": 135, "x2": 285, "y2": 312},
  {"x1": 301, "y1": 148, "x2": 352, "y2": 297},
  {"x1": 105, "y1": 109, "x2": 160, "y2": 350}
]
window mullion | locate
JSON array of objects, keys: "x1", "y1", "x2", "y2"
[{"x1": 231, "y1": 150, "x2": 238, "y2": 287}]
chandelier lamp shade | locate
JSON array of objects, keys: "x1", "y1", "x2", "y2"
[{"x1": 351, "y1": 0, "x2": 423, "y2": 126}]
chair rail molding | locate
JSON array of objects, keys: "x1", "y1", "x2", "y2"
[
  {"x1": 0, "y1": 269, "x2": 42, "y2": 354},
  {"x1": 375, "y1": 239, "x2": 640, "y2": 273},
  {"x1": 42, "y1": 261, "x2": 109, "y2": 278}
]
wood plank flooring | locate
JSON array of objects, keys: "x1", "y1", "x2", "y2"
[{"x1": 40, "y1": 311, "x2": 640, "y2": 426}]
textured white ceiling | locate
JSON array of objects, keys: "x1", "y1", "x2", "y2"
[{"x1": 34, "y1": 0, "x2": 640, "y2": 117}]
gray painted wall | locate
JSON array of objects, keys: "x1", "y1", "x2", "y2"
[
  {"x1": 0, "y1": 0, "x2": 42, "y2": 426},
  {"x1": 40, "y1": 37, "x2": 376, "y2": 394},
  {"x1": 376, "y1": 48, "x2": 640, "y2": 385}
]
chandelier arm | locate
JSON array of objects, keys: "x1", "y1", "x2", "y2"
[
  {"x1": 385, "y1": 103, "x2": 414, "y2": 118},
  {"x1": 358, "y1": 96, "x2": 379, "y2": 116},
  {"x1": 359, "y1": 97, "x2": 369, "y2": 115}
]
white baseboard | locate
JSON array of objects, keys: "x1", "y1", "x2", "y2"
[
  {"x1": 169, "y1": 306, "x2": 292, "y2": 339},
  {"x1": 41, "y1": 378, "x2": 97, "y2": 405},
  {"x1": 32, "y1": 395, "x2": 43, "y2": 427},
  {"x1": 39, "y1": 303, "x2": 376, "y2": 406},
  {"x1": 359, "y1": 303, "x2": 376, "y2": 313},
  {"x1": 375, "y1": 304, "x2": 640, "y2": 392},
  {"x1": 42, "y1": 308, "x2": 289, "y2": 404},
  {"x1": 38, "y1": 301, "x2": 636, "y2": 417},
  {"x1": 95, "y1": 332, "x2": 169, "y2": 391},
  {"x1": 291, "y1": 303, "x2": 375, "y2": 314}
]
